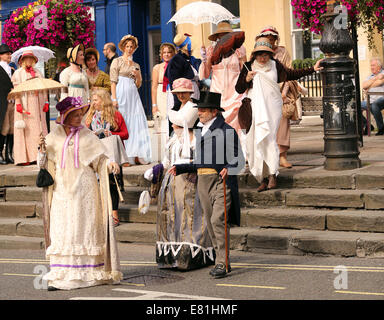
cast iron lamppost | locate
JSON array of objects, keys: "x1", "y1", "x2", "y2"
[{"x1": 319, "y1": 1, "x2": 361, "y2": 170}]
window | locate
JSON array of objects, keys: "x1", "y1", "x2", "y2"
[
  {"x1": 148, "y1": 0, "x2": 160, "y2": 26},
  {"x1": 290, "y1": 4, "x2": 320, "y2": 60}
]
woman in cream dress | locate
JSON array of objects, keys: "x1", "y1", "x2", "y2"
[
  {"x1": 40, "y1": 97, "x2": 122, "y2": 291},
  {"x1": 110, "y1": 35, "x2": 151, "y2": 165},
  {"x1": 60, "y1": 44, "x2": 90, "y2": 104}
]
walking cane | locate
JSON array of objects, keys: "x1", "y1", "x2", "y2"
[{"x1": 223, "y1": 175, "x2": 229, "y2": 273}]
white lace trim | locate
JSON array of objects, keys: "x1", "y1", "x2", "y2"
[
  {"x1": 156, "y1": 241, "x2": 215, "y2": 263},
  {"x1": 46, "y1": 244, "x2": 104, "y2": 256}
]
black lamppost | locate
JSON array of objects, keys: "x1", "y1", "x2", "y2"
[{"x1": 319, "y1": 1, "x2": 361, "y2": 170}]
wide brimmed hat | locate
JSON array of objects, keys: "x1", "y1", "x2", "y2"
[
  {"x1": 118, "y1": 34, "x2": 138, "y2": 52},
  {"x1": 0, "y1": 44, "x2": 12, "y2": 54},
  {"x1": 256, "y1": 26, "x2": 280, "y2": 43},
  {"x1": 67, "y1": 44, "x2": 85, "y2": 64},
  {"x1": 168, "y1": 102, "x2": 198, "y2": 128},
  {"x1": 55, "y1": 96, "x2": 90, "y2": 125},
  {"x1": 19, "y1": 50, "x2": 38, "y2": 64},
  {"x1": 208, "y1": 21, "x2": 233, "y2": 42},
  {"x1": 195, "y1": 91, "x2": 224, "y2": 111},
  {"x1": 84, "y1": 47, "x2": 100, "y2": 63},
  {"x1": 171, "y1": 78, "x2": 194, "y2": 93},
  {"x1": 251, "y1": 37, "x2": 274, "y2": 55},
  {"x1": 173, "y1": 33, "x2": 192, "y2": 52}
]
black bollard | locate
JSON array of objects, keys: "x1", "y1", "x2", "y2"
[{"x1": 318, "y1": 2, "x2": 361, "y2": 170}]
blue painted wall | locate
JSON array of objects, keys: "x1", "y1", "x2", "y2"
[{"x1": 0, "y1": 0, "x2": 175, "y2": 115}]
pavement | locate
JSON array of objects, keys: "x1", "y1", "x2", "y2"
[{"x1": 1, "y1": 115, "x2": 384, "y2": 259}]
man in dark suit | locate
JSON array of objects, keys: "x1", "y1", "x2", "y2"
[
  {"x1": 169, "y1": 91, "x2": 245, "y2": 278},
  {"x1": 0, "y1": 44, "x2": 14, "y2": 164}
]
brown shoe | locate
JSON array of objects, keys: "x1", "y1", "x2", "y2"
[
  {"x1": 257, "y1": 180, "x2": 268, "y2": 192},
  {"x1": 267, "y1": 174, "x2": 277, "y2": 189}
]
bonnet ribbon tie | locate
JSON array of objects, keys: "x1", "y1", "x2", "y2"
[
  {"x1": 25, "y1": 66, "x2": 36, "y2": 78},
  {"x1": 61, "y1": 126, "x2": 83, "y2": 169}
]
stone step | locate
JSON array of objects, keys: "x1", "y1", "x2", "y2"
[
  {"x1": 0, "y1": 235, "x2": 44, "y2": 250},
  {"x1": 241, "y1": 208, "x2": 384, "y2": 233},
  {"x1": 1, "y1": 167, "x2": 384, "y2": 191},
  {"x1": 240, "y1": 188, "x2": 384, "y2": 210},
  {"x1": 118, "y1": 204, "x2": 157, "y2": 224},
  {"x1": 0, "y1": 218, "x2": 44, "y2": 237},
  {"x1": 5, "y1": 187, "x2": 42, "y2": 202},
  {"x1": 0, "y1": 201, "x2": 40, "y2": 218},
  {"x1": 2, "y1": 219, "x2": 384, "y2": 257}
]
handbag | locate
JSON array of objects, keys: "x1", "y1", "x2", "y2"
[
  {"x1": 36, "y1": 168, "x2": 54, "y2": 188},
  {"x1": 282, "y1": 98, "x2": 299, "y2": 121},
  {"x1": 238, "y1": 97, "x2": 252, "y2": 134}
]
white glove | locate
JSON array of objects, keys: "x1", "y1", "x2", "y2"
[{"x1": 200, "y1": 47, "x2": 207, "y2": 63}]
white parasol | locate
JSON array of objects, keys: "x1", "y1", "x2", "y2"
[
  {"x1": 168, "y1": 1, "x2": 235, "y2": 25},
  {"x1": 11, "y1": 46, "x2": 55, "y2": 65},
  {"x1": 168, "y1": 1, "x2": 235, "y2": 46}
]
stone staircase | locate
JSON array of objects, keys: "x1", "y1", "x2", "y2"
[{"x1": 1, "y1": 162, "x2": 384, "y2": 258}]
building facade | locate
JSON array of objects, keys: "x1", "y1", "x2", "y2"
[
  {"x1": 1, "y1": 0, "x2": 383, "y2": 111},
  {"x1": 0, "y1": 0, "x2": 175, "y2": 115}
]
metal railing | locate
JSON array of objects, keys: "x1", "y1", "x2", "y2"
[{"x1": 298, "y1": 70, "x2": 323, "y2": 97}]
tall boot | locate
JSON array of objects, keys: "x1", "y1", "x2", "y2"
[
  {"x1": 0, "y1": 135, "x2": 7, "y2": 165},
  {"x1": 5, "y1": 134, "x2": 14, "y2": 164}
]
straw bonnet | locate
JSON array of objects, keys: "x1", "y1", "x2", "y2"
[
  {"x1": 256, "y1": 26, "x2": 280, "y2": 44},
  {"x1": 118, "y1": 34, "x2": 138, "y2": 52},
  {"x1": 208, "y1": 21, "x2": 233, "y2": 42},
  {"x1": 173, "y1": 33, "x2": 192, "y2": 51},
  {"x1": 84, "y1": 47, "x2": 100, "y2": 63},
  {"x1": 67, "y1": 44, "x2": 85, "y2": 64},
  {"x1": 194, "y1": 91, "x2": 224, "y2": 111},
  {"x1": 251, "y1": 36, "x2": 274, "y2": 55},
  {"x1": 19, "y1": 50, "x2": 38, "y2": 64},
  {"x1": 171, "y1": 78, "x2": 194, "y2": 93},
  {"x1": 55, "y1": 97, "x2": 90, "y2": 125}
]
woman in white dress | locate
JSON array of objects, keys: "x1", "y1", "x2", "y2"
[
  {"x1": 60, "y1": 44, "x2": 90, "y2": 104},
  {"x1": 110, "y1": 34, "x2": 151, "y2": 165},
  {"x1": 235, "y1": 38, "x2": 322, "y2": 191},
  {"x1": 40, "y1": 97, "x2": 122, "y2": 290},
  {"x1": 145, "y1": 78, "x2": 215, "y2": 270}
]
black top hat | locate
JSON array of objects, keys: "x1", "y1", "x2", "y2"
[
  {"x1": 195, "y1": 91, "x2": 224, "y2": 111},
  {"x1": 0, "y1": 44, "x2": 12, "y2": 55}
]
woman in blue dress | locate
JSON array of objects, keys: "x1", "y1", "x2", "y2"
[{"x1": 110, "y1": 35, "x2": 152, "y2": 165}]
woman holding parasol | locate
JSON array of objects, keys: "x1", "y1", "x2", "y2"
[
  {"x1": 198, "y1": 21, "x2": 247, "y2": 154},
  {"x1": 11, "y1": 50, "x2": 48, "y2": 165}
]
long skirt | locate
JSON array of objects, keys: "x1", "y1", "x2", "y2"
[
  {"x1": 116, "y1": 76, "x2": 152, "y2": 164},
  {"x1": 156, "y1": 171, "x2": 215, "y2": 270}
]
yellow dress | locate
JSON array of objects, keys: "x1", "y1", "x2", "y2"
[{"x1": 87, "y1": 70, "x2": 111, "y2": 93}]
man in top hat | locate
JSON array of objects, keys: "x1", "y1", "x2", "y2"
[
  {"x1": 0, "y1": 44, "x2": 15, "y2": 164},
  {"x1": 169, "y1": 91, "x2": 245, "y2": 278},
  {"x1": 165, "y1": 33, "x2": 201, "y2": 112},
  {"x1": 199, "y1": 21, "x2": 247, "y2": 155}
]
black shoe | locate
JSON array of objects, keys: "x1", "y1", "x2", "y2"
[
  {"x1": 363, "y1": 125, "x2": 375, "y2": 135},
  {"x1": 47, "y1": 286, "x2": 60, "y2": 291},
  {"x1": 5, "y1": 134, "x2": 14, "y2": 164},
  {"x1": 376, "y1": 128, "x2": 384, "y2": 136},
  {"x1": 210, "y1": 263, "x2": 227, "y2": 279}
]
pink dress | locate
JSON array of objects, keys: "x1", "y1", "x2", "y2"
[
  {"x1": 12, "y1": 68, "x2": 48, "y2": 164},
  {"x1": 199, "y1": 45, "x2": 246, "y2": 136}
]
